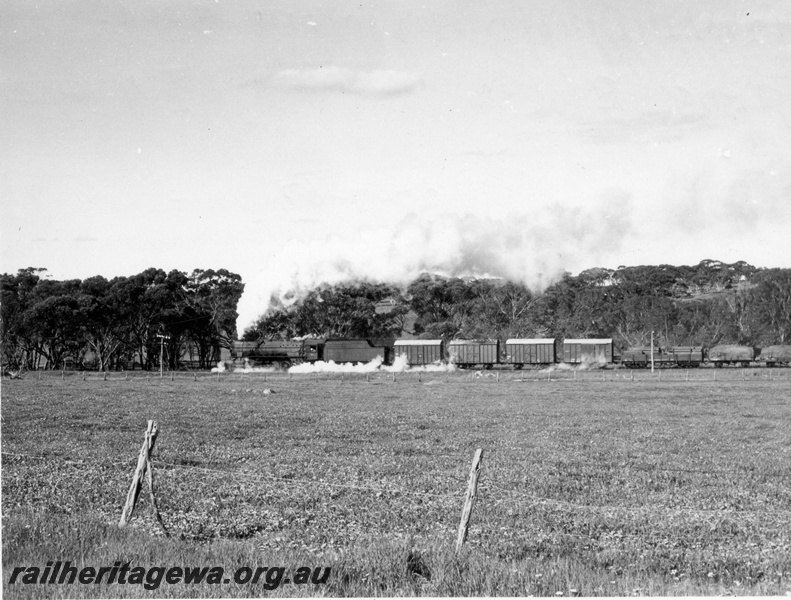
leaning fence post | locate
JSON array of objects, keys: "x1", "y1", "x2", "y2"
[
  {"x1": 456, "y1": 448, "x2": 484, "y2": 553},
  {"x1": 120, "y1": 422, "x2": 156, "y2": 524},
  {"x1": 144, "y1": 442, "x2": 169, "y2": 537}
]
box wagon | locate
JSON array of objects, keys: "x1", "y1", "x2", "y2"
[
  {"x1": 562, "y1": 339, "x2": 613, "y2": 366},
  {"x1": 393, "y1": 340, "x2": 444, "y2": 366},
  {"x1": 448, "y1": 340, "x2": 499, "y2": 368},
  {"x1": 504, "y1": 339, "x2": 557, "y2": 368}
]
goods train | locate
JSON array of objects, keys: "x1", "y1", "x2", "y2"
[{"x1": 230, "y1": 338, "x2": 791, "y2": 369}]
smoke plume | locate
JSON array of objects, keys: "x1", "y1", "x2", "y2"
[{"x1": 238, "y1": 204, "x2": 631, "y2": 329}]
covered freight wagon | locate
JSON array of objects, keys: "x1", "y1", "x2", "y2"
[
  {"x1": 758, "y1": 345, "x2": 791, "y2": 366},
  {"x1": 504, "y1": 339, "x2": 556, "y2": 367},
  {"x1": 707, "y1": 345, "x2": 756, "y2": 367},
  {"x1": 323, "y1": 339, "x2": 389, "y2": 364},
  {"x1": 448, "y1": 340, "x2": 499, "y2": 368},
  {"x1": 562, "y1": 339, "x2": 613, "y2": 366},
  {"x1": 393, "y1": 340, "x2": 444, "y2": 365}
]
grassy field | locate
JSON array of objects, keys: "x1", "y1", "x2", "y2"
[{"x1": 3, "y1": 369, "x2": 791, "y2": 597}]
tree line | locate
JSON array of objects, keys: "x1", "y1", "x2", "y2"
[
  {"x1": 244, "y1": 260, "x2": 791, "y2": 351},
  {"x1": 4, "y1": 260, "x2": 790, "y2": 371},
  {"x1": 1, "y1": 267, "x2": 244, "y2": 371}
]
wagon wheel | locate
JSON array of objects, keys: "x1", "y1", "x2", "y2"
[{"x1": 280, "y1": 360, "x2": 292, "y2": 370}]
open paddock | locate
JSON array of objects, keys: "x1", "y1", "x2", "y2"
[{"x1": 2, "y1": 374, "x2": 791, "y2": 597}]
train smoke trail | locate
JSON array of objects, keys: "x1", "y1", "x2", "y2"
[
  {"x1": 286, "y1": 355, "x2": 455, "y2": 373},
  {"x1": 289, "y1": 357, "x2": 385, "y2": 373},
  {"x1": 238, "y1": 203, "x2": 631, "y2": 329}
]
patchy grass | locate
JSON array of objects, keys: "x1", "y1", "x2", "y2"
[{"x1": 2, "y1": 371, "x2": 791, "y2": 597}]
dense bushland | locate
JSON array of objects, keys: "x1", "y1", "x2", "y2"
[
  {"x1": 1, "y1": 268, "x2": 244, "y2": 371},
  {"x1": 245, "y1": 260, "x2": 791, "y2": 350}
]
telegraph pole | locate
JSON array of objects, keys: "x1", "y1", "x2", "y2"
[
  {"x1": 156, "y1": 333, "x2": 171, "y2": 378},
  {"x1": 650, "y1": 330, "x2": 655, "y2": 373}
]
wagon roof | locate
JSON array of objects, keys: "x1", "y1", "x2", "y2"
[
  {"x1": 449, "y1": 339, "x2": 499, "y2": 345},
  {"x1": 563, "y1": 338, "x2": 613, "y2": 344},
  {"x1": 394, "y1": 339, "x2": 443, "y2": 346},
  {"x1": 505, "y1": 338, "x2": 555, "y2": 344}
]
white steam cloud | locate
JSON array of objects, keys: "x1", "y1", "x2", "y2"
[
  {"x1": 237, "y1": 204, "x2": 631, "y2": 330},
  {"x1": 288, "y1": 355, "x2": 455, "y2": 373}
]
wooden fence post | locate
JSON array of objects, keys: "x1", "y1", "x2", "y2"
[
  {"x1": 456, "y1": 448, "x2": 484, "y2": 553},
  {"x1": 119, "y1": 420, "x2": 169, "y2": 536}
]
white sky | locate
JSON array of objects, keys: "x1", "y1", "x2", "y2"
[{"x1": 2, "y1": 1, "x2": 790, "y2": 330}]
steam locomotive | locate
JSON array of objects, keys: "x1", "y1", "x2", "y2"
[{"x1": 231, "y1": 338, "x2": 791, "y2": 369}]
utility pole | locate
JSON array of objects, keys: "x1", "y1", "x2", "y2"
[
  {"x1": 650, "y1": 330, "x2": 655, "y2": 373},
  {"x1": 156, "y1": 333, "x2": 171, "y2": 378}
]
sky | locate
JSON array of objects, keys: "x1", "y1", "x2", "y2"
[{"x1": 2, "y1": 0, "x2": 790, "y2": 332}]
